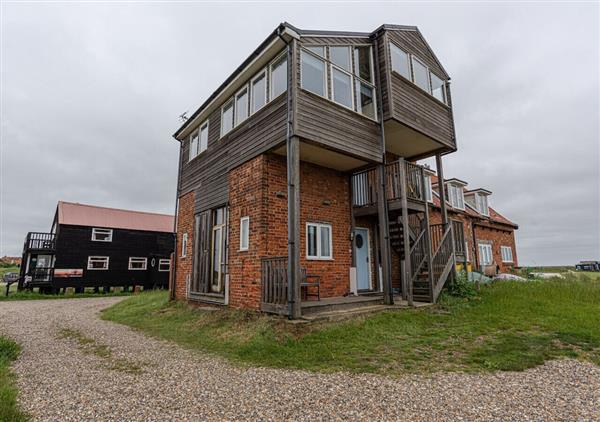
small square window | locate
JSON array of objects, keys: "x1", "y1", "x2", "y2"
[
  {"x1": 306, "y1": 223, "x2": 333, "y2": 260},
  {"x1": 91, "y1": 228, "x2": 113, "y2": 242},
  {"x1": 128, "y1": 257, "x2": 147, "y2": 270},
  {"x1": 158, "y1": 259, "x2": 171, "y2": 272},
  {"x1": 87, "y1": 256, "x2": 109, "y2": 270}
]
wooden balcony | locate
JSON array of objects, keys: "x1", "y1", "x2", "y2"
[
  {"x1": 351, "y1": 159, "x2": 427, "y2": 216},
  {"x1": 23, "y1": 232, "x2": 56, "y2": 252}
]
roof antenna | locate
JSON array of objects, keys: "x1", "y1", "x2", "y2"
[{"x1": 179, "y1": 111, "x2": 188, "y2": 122}]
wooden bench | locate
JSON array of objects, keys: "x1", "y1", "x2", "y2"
[{"x1": 300, "y1": 269, "x2": 321, "y2": 301}]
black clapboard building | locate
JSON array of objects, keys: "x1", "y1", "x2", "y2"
[{"x1": 19, "y1": 201, "x2": 175, "y2": 292}]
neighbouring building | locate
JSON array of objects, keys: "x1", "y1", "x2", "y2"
[
  {"x1": 576, "y1": 261, "x2": 600, "y2": 271},
  {"x1": 171, "y1": 22, "x2": 518, "y2": 318},
  {"x1": 19, "y1": 201, "x2": 175, "y2": 293}
]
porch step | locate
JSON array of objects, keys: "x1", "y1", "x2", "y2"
[{"x1": 301, "y1": 295, "x2": 384, "y2": 316}]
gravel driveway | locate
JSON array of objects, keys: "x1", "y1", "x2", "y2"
[{"x1": 0, "y1": 298, "x2": 598, "y2": 421}]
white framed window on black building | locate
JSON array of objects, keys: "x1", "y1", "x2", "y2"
[
  {"x1": 235, "y1": 85, "x2": 249, "y2": 126},
  {"x1": 87, "y1": 256, "x2": 109, "y2": 270},
  {"x1": 128, "y1": 257, "x2": 147, "y2": 270},
  {"x1": 91, "y1": 228, "x2": 112, "y2": 242},
  {"x1": 158, "y1": 259, "x2": 171, "y2": 272},
  {"x1": 306, "y1": 223, "x2": 333, "y2": 260}
]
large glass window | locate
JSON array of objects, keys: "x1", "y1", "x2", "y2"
[
  {"x1": 330, "y1": 46, "x2": 351, "y2": 71},
  {"x1": 301, "y1": 50, "x2": 326, "y2": 97},
  {"x1": 355, "y1": 80, "x2": 375, "y2": 119},
  {"x1": 332, "y1": 67, "x2": 352, "y2": 108},
  {"x1": 306, "y1": 223, "x2": 332, "y2": 260},
  {"x1": 251, "y1": 72, "x2": 266, "y2": 113},
  {"x1": 390, "y1": 43, "x2": 410, "y2": 79},
  {"x1": 221, "y1": 100, "x2": 234, "y2": 136},
  {"x1": 270, "y1": 54, "x2": 287, "y2": 99},
  {"x1": 235, "y1": 86, "x2": 248, "y2": 126},
  {"x1": 354, "y1": 46, "x2": 373, "y2": 82},
  {"x1": 430, "y1": 73, "x2": 446, "y2": 103},
  {"x1": 306, "y1": 46, "x2": 325, "y2": 58},
  {"x1": 411, "y1": 56, "x2": 430, "y2": 93}
]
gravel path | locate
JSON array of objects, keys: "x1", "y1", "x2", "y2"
[{"x1": 0, "y1": 298, "x2": 598, "y2": 421}]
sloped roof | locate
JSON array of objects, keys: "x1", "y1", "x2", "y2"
[{"x1": 56, "y1": 201, "x2": 174, "y2": 233}]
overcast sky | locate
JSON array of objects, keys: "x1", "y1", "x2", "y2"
[{"x1": 1, "y1": 2, "x2": 598, "y2": 265}]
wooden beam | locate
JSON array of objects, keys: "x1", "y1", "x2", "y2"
[
  {"x1": 287, "y1": 135, "x2": 301, "y2": 319},
  {"x1": 435, "y1": 154, "x2": 449, "y2": 226},
  {"x1": 399, "y1": 159, "x2": 413, "y2": 306}
]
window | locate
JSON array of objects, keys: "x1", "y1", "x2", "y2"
[
  {"x1": 355, "y1": 81, "x2": 375, "y2": 119},
  {"x1": 87, "y1": 256, "x2": 109, "y2": 270},
  {"x1": 270, "y1": 53, "x2": 287, "y2": 99},
  {"x1": 411, "y1": 56, "x2": 430, "y2": 93},
  {"x1": 301, "y1": 49, "x2": 326, "y2": 97},
  {"x1": 425, "y1": 175, "x2": 433, "y2": 202},
  {"x1": 91, "y1": 228, "x2": 113, "y2": 242},
  {"x1": 501, "y1": 246, "x2": 513, "y2": 263},
  {"x1": 306, "y1": 223, "x2": 332, "y2": 260},
  {"x1": 331, "y1": 67, "x2": 353, "y2": 108},
  {"x1": 251, "y1": 71, "x2": 267, "y2": 113},
  {"x1": 128, "y1": 257, "x2": 147, "y2": 270},
  {"x1": 430, "y1": 73, "x2": 446, "y2": 104},
  {"x1": 465, "y1": 241, "x2": 470, "y2": 262},
  {"x1": 211, "y1": 207, "x2": 228, "y2": 294},
  {"x1": 189, "y1": 121, "x2": 209, "y2": 161},
  {"x1": 181, "y1": 233, "x2": 188, "y2": 258},
  {"x1": 352, "y1": 46, "x2": 376, "y2": 119},
  {"x1": 235, "y1": 86, "x2": 249, "y2": 126},
  {"x1": 354, "y1": 46, "x2": 373, "y2": 82},
  {"x1": 476, "y1": 194, "x2": 489, "y2": 216},
  {"x1": 390, "y1": 43, "x2": 410, "y2": 79},
  {"x1": 189, "y1": 130, "x2": 199, "y2": 162},
  {"x1": 330, "y1": 46, "x2": 351, "y2": 71},
  {"x1": 158, "y1": 259, "x2": 171, "y2": 272},
  {"x1": 221, "y1": 99, "x2": 234, "y2": 136},
  {"x1": 306, "y1": 46, "x2": 325, "y2": 58},
  {"x1": 478, "y1": 243, "x2": 493, "y2": 266},
  {"x1": 239, "y1": 216, "x2": 249, "y2": 251},
  {"x1": 448, "y1": 184, "x2": 465, "y2": 210}
]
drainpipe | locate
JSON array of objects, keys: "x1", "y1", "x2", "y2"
[{"x1": 169, "y1": 137, "x2": 183, "y2": 301}]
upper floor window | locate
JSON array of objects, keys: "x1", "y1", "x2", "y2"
[
  {"x1": 332, "y1": 67, "x2": 353, "y2": 109},
  {"x1": 330, "y1": 46, "x2": 351, "y2": 71},
  {"x1": 189, "y1": 121, "x2": 209, "y2": 161},
  {"x1": 354, "y1": 46, "x2": 373, "y2": 83},
  {"x1": 501, "y1": 246, "x2": 513, "y2": 263},
  {"x1": 478, "y1": 243, "x2": 493, "y2": 266},
  {"x1": 390, "y1": 43, "x2": 410, "y2": 79},
  {"x1": 306, "y1": 222, "x2": 332, "y2": 260},
  {"x1": 301, "y1": 49, "x2": 326, "y2": 97},
  {"x1": 91, "y1": 228, "x2": 112, "y2": 242},
  {"x1": 235, "y1": 86, "x2": 249, "y2": 126},
  {"x1": 181, "y1": 232, "x2": 188, "y2": 258},
  {"x1": 476, "y1": 193, "x2": 489, "y2": 216},
  {"x1": 411, "y1": 56, "x2": 430, "y2": 93},
  {"x1": 306, "y1": 46, "x2": 325, "y2": 58},
  {"x1": 87, "y1": 256, "x2": 109, "y2": 270},
  {"x1": 251, "y1": 71, "x2": 267, "y2": 113},
  {"x1": 448, "y1": 184, "x2": 465, "y2": 210},
  {"x1": 221, "y1": 99, "x2": 234, "y2": 136},
  {"x1": 430, "y1": 73, "x2": 446, "y2": 103},
  {"x1": 270, "y1": 53, "x2": 287, "y2": 99}
]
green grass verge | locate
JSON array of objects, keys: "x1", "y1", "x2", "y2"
[
  {"x1": 0, "y1": 337, "x2": 28, "y2": 422},
  {"x1": 103, "y1": 274, "x2": 600, "y2": 375},
  {"x1": 0, "y1": 290, "x2": 133, "y2": 302}
]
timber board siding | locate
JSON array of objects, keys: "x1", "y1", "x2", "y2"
[
  {"x1": 53, "y1": 224, "x2": 174, "y2": 289},
  {"x1": 385, "y1": 29, "x2": 447, "y2": 79},
  {"x1": 179, "y1": 94, "x2": 287, "y2": 212}
]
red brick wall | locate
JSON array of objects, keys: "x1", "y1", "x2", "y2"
[
  {"x1": 174, "y1": 191, "x2": 195, "y2": 300},
  {"x1": 474, "y1": 224, "x2": 518, "y2": 272},
  {"x1": 228, "y1": 155, "x2": 268, "y2": 310}
]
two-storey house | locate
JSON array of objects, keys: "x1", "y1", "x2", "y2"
[{"x1": 172, "y1": 23, "x2": 464, "y2": 318}]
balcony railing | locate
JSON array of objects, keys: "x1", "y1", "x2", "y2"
[
  {"x1": 351, "y1": 160, "x2": 426, "y2": 207},
  {"x1": 24, "y1": 232, "x2": 56, "y2": 252}
]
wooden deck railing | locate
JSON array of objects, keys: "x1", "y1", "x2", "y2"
[
  {"x1": 451, "y1": 220, "x2": 466, "y2": 258},
  {"x1": 430, "y1": 224, "x2": 455, "y2": 302},
  {"x1": 24, "y1": 232, "x2": 55, "y2": 251},
  {"x1": 260, "y1": 256, "x2": 289, "y2": 316},
  {"x1": 351, "y1": 160, "x2": 426, "y2": 207}
]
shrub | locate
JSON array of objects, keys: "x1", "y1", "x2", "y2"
[{"x1": 445, "y1": 270, "x2": 478, "y2": 298}]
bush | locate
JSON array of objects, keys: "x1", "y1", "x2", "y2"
[{"x1": 445, "y1": 270, "x2": 478, "y2": 298}]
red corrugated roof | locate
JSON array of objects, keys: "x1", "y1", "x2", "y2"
[{"x1": 57, "y1": 201, "x2": 174, "y2": 233}]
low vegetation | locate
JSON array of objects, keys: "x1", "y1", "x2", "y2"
[
  {"x1": 0, "y1": 289, "x2": 132, "y2": 302},
  {"x1": 0, "y1": 337, "x2": 28, "y2": 422},
  {"x1": 103, "y1": 273, "x2": 600, "y2": 375}
]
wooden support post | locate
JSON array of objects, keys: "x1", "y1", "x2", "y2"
[
  {"x1": 435, "y1": 154, "x2": 449, "y2": 227},
  {"x1": 421, "y1": 169, "x2": 435, "y2": 302},
  {"x1": 399, "y1": 160, "x2": 413, "y2": 306},
  {"x1": 287, "y1": 135, "x2": 301, "y2": 319},
  {"x1": 377, "y1": 164, "x2": 393, "y2": 305}
]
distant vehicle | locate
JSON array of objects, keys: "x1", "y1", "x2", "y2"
[
  {"x1": 575, "y1": 261, "x2": 600, "y2": 272},
  {"x1": 2, "y1": 272, "x2": 19, "y2": 283}
]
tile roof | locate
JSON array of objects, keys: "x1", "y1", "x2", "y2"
[{"x1": 57, "y1": 201, "x2": 174, "y2": 233}]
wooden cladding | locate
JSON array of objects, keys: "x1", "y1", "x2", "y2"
[{"x1": 260, "y1": 256, "x2": 289, "y2": 316}]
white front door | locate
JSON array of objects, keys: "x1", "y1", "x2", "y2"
[{"x1": 355, "y1": 228, "x2": 371, "y2": 291}]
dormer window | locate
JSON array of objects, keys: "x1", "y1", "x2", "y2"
[
  {"x1": 476, "y1": 193, "x2": 489, "y2": 216},
  {"x1": 448, "y1": 184, "x2": 465, "y2": 210}
]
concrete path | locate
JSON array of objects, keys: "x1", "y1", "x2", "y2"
[{"x1": 0, "y1": 298, "x2": 598, "y2": 421}]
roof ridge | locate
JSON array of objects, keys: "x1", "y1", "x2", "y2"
[{"x1": 58, "y1": 201, "x2": 173, "y2": 218}]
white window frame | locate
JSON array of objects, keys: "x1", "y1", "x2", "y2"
[
  {"x1": 476, "y1": 193, "x2": 490, "y2": 216},
  {"x1": 189, "y1": 120, "x2": 209, "y2": 161},
  {"x1": 330, "y1": 63, "x2": 354, "y2": 111},
  {"x1": 158, "y1": 259, "x2": 171, "y2": 272},
  {"x1": 390, "y1": 42, "x2": 411, "y2": 80},
  {"x1": 234, "y1": 84, "x2": 249, "y2": 127},
  {"x1": 478, "y1": 243, "x2": 493, "y2": 266},
  {"x1": 425, "y1": 175, "x2": 433, "y2": 203},
  {"x1": 448, "y1": 184, "x2": 465, "y2": 210},
  {"x1": 188, "y1": 129, "x2": 199, "y2": 162},
  {"x1": 220, "y1": 98, "x2": 234, "y2": 137},
  {"x1": 128, "y1": 257, "x2": 147, "y2": 271},
  {"x1": 250, "y1": 70, "x2": 268, "y2": 114},
  {"x1": 198, "y1": 120, "x2": 209, "y2": 155},
  {"x1": 269, "y1": 52, "x2": 288, "y2": 100},
  {"x1": 300, "y1": 48, "x2": 328, "y2": 99},
  {"x1": 465, "y1": 241, "x2": 470, "y2": 262},
  {"x1": 306, "y1": 222, "x2": 333, "y2": 260},
  {"x1": 91, "y1": 228, "x2": 113, "y2": 242},
  {"x1": 411, "y1": 55, "x2": 431, "y2": 94},
  {"x1": 87, "y1": 256, "x2": 109, "y2": 270},
  {"x1": 181, "y1": 232, "x2": 188, "y2": 258},
  {"x1": 329, "y1": 45, "x2": 351, "y2": 72},
  {"x1": 501, "y1": 246, "x2": 513, "y2": 263},
  {"x1": 352, "y1": 45, "x2": 377, "y2": 121},
  {"x1": 430, "y1": 71, "x2": 447, "y2": 104},
  {"x1": 239, "y1": 216, "x2": 250, "y2": 251}
]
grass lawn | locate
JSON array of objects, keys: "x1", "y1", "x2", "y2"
[
  {"x1": 103, "y1": 274, "x2": 600, "y2": 375},
  {"x1": 0, "y1": 337, "x2": 27, "y2": 422},
  {"x1": 0, "y1": 289, "x2": 133, "y2": 302}
]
